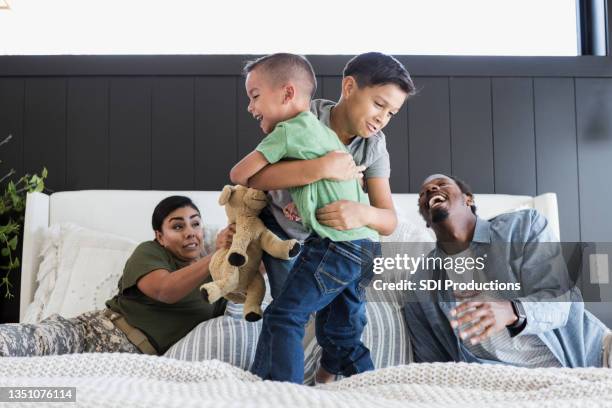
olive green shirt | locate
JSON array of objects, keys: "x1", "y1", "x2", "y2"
[
  {"x1": 256, "y1": 111, "x2": 379, "y2": 242},
  {"x1": 106, "y1": 241, "x2": 225, "y2": 354}
]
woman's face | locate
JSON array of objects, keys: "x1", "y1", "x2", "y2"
[{"x1": 155, "y1": 206, "x2": 204, "y2": 262}]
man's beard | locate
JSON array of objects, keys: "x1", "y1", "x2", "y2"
[{"x1": 431, "y1": 208, "x2": 449, "y2": 224}]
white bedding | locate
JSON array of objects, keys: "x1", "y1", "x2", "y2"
[{"x1": 1, "y1": 353, "x2": 611, "y2": 407}]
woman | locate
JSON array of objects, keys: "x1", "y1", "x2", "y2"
[{"x1": 0, "y1": 195, "x2": 234, "y2": 356}]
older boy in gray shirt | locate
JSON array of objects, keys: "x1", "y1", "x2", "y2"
[{"x1": 253, "y1": 53, "x2": 414, "y2": 304}]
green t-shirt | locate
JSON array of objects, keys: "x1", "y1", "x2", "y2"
[
  {"x1": 105, "y1": 241, "x2": 225, "y2": 354},
  {"x1": 256, "y1": 111, "x2": 378, "y2": 242}
]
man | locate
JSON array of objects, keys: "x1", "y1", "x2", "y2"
[{"x1": 403, "y1": 174, "x2": 612, "y2": 368}]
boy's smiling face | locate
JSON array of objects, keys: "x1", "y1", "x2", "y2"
[
  {"x1": 245, "y1": 69, "x2": 291, "y2": 134},
  {"x1": 343, "y1": 79, "x2": 407, "y2": 138}
]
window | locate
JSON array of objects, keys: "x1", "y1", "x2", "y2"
[{"x1": 0, "y1": 0, "x2": 579, "y2": 56}]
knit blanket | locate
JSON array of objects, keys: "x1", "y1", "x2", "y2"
[{"x1": 1, "y1": 353, "x2": 611, "y2": 407}]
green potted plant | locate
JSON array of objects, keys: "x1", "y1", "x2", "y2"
[{"x1": 0, "y1": 134, "x2": 47, "y2": 312}]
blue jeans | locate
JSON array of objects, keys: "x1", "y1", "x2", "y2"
[
  {"x1": 260, "y1": 207, "x2": 299, "y2": 299},
  {"x1": 250, "y1": 235, "x2": 379, "y2": 383}
]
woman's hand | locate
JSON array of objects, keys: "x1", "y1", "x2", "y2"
[
  {"x1": 215, "y1": 223, "x2": 236, "y2": 250},
  {"x1": 450, "y1": 300, "x2": 518, "y2": 345},
  {"x1": 316, "y1": 200, "x2": 367, "y2": 230},
  {"x1": 319, "y1": 151, "x2": 365, "y2": 182}
]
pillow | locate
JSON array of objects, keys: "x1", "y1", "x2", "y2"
[
  {"x1": 168, "y1": 299, "x2": 411, "y2": 383},
  {"x1": 165, "y1": 277, "x2": 272, "y2": 370},
  {"x1": 22, "y1": 225, "x2": 63, "y2": 323},
  {"x1": 303, "y1": 300, "x2": 411, "y2": 385},
  {"x1": 26, "y1": 223, "x2": 139, "y2": 321},
  {"x1": 23, "y1": 223, "x2": 218, "y2": 322},
  {"x1": 381, "y1": 221, "x2": 436, "y2": 243},
  {"x1": 164, "y1": 303, "x2": 263, "y2": 370}
]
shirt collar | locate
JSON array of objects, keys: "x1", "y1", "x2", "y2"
[
  {"x1": 433, "y1": 216, "x2": 491, "y2": 257},
  {"x1": 472, "y1": 217, "x2": 491, "y2": 244}
]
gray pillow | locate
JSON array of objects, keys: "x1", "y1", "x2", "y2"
[
  {"x1": 303, "y1": 301, "x2": 412, "y2": 385},
  {"x1": 163, "y1": 301, "x2": 262, "y2": 370},
  {"x1": 165, "y1": 300, "x2": 412, "y2": 383}
]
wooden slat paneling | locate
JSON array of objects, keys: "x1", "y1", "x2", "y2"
[
  {"x1": 492, "y1": 78, "x2": 536, "y2": 195},
  {"x1": 109, "y1": 78, "x2": 152, "y2": 189},
  {"x1": 66, "y1": 78, "x2": 109, "y2": 189},
  {"x1": 195, "y1": 77, "x2": 237, "y2": 190},
  {"x1": 449, "y1": 77, "x2": 494, "y2": 193},
  {"x1": 534, "y1": 78, "x2": 580, "y2": 241},
  {"x1": 151, "y1": 77, "x2": 194, "y2": 190},
  {"x1": 23, "y1": 78, "x2": 67, "y2": 191},
  {"x1": 407, "y1": 77, "x2": 451, "y2": 192},
  {"x1": 0, "y1": 79, "x2": 24, "y2": 180},
  {"x1": 576, "y1": 78, "x2": 612, "y2": 242}
]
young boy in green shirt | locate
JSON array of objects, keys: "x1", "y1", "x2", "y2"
[{"x1": 231, "y1": 53, "x2": 412, "y2": 384}]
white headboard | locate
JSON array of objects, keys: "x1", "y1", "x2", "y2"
[{"x1": 20, "y1": 190, "x2": 559, "y2": 322}]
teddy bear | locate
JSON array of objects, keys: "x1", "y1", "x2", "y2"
[{"x1": 200, "y1": 185, "x2": 301, "y2": 321}]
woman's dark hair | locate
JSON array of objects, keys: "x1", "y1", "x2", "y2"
[
  {"x1": 445, "y1": 174, "x2": 477, "y2": 215},
  {"x1": 343, "y1": 52, "x2": 416, "y2": 96},
  {"x1": 152, "y1": 196, "x2": 200, "y2": 232}
]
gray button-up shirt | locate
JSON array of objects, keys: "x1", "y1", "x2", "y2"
[{"x1": 403, "y1": 209, "x2": 608, "y2": 367}]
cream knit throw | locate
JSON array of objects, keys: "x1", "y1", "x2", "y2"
[{"x1": 1, "y1": 353, "x2": 611, "y2": 407}]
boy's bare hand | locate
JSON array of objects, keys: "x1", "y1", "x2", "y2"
[
  {"x1": 282, "y1": 202, "x2": 301, "y2": 222},
  {"x1": 320, "y1": 151, "x2": 365, "y2": 181},
  {"x1": 316, "y1": 200, "x2": 366, "y2": 230},
  {"x1": 215, "y1": 223, "x2": 236, "y2": 250}
]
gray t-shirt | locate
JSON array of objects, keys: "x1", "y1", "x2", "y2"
[{"x1": 267, "y1": 99, "x2": 391, "y2": 241}]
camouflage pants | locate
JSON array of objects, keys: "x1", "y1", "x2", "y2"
[{"x1": 0, "y1": 310, "x2": 139, "y2": 357}]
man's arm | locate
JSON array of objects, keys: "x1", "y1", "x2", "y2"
[
  {"x1": 316, "y1": 177, "x2": 397, "y2": 235},
  {"x1": 248, "y1": 151, "x2": 364, "y2": 190},
  {"x1": 230, "y1": 150, "x2": 270, "y2": 186}
]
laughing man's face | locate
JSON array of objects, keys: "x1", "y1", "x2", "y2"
[{"x1": 418, "y1": 176, "x2": 471, "y2": 226}]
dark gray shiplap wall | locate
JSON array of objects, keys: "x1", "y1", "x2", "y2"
[
  {"x1": 1, "y1": 74, "x2": 597, "y2": 242},
  {"x1": 2, "y1": 56, "x2": 612, "y2": 324}
]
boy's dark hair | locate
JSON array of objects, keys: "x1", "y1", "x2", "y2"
[
  {"x1": 343, "y1": 52, "x2": 415, "y2": 95},
  {"x1": 243, "y1": 53, "x2": 317, "y2": 99},
  {"x1": 152, "y1": 195, "x2": 200, "y2": 232},
  {"x1": 444, "y1": 174, "x2": 477, "y2": 215}
]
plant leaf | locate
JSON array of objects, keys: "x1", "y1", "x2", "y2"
[{"x1": 8, "y1": 236, "x2": 17, "y2": 250}]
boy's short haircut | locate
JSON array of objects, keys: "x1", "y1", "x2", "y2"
[
  {"x1": 243, "y1": 53, "x2": 317, "y2": 99},
  {"x1": 343, "y1": 52, "x2": 415, "y2": 95}
]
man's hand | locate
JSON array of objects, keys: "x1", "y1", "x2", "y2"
[
  {"x1": 320, "y1": 151, "x2": 365, "y2": 182},
  {"x1": 316, "y1": 200, "x2": 366, "y2": 230},
  {"x1": 215, "y1": 223, "x2": 236, "y2": 250},
  {"x1": 450, "y1": 300, "x2": 518, "y2": 345}
]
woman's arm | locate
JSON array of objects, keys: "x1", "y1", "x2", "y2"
[
  {"x1": 316, "y1": 177, "x2": 398, "y2": 235},
  {"x1": 137, "y1": 256, "x2": 212, "y2": 304},
  {"x1": 137, "y1": 225, "x2": 235, "y2": 304},
  {"x1": 248, "y1": 151, "x2": 365, "y2": 190}
]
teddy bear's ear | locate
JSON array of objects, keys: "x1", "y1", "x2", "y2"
[{"x1": 218, "y1": 185, "x2": 234, "y2": 205}]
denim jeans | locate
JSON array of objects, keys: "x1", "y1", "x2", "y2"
[
  {"x1": 259, "y1": 207, "x2": 300, "y2": 299},
  {"x1": 250, "y1": 235, "x2": 379, "y2": 383}
]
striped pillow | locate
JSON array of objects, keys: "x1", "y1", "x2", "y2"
[
  {"x1": 163, "y1": 302, "x2": 262, "y2": 370},
  {"x1": 303, "y1": 301, "x2": 412, "y2": 384},
  {"x1": 165, "y1": 301, "x2": 411, "y2": 383}
]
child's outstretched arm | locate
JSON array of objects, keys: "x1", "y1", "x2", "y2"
[
  {"x1": 248, "y1": 151, "x2": 364, "y2": 190},
  {"x1": 230, "y1": 151, "x2": 270, "y2": 186}
]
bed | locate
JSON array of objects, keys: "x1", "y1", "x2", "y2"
[{"x1": 4, "y1": 189, "x2": 611, "y2": 407}]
